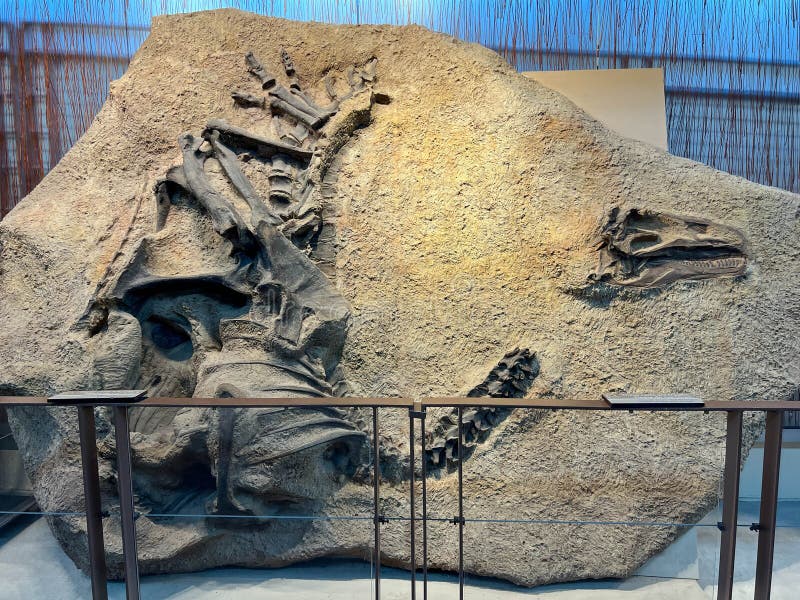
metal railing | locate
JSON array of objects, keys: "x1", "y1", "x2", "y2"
[
  {"x1": 0, "y1": 394, "x2": 795, "y2": 600},
  {"x1": 783, "y1": 388, "x2": 800, "y2": 428}
]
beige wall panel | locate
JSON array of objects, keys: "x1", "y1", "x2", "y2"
[{"x1": 524, "y1": 67, "x2": 669, "y2": 150}]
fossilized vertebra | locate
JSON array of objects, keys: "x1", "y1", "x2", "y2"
[{"x1": 426, "y1": 348, "x2": 539, "y2": 473}]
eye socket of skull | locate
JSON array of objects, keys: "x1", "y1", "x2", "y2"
[
  {"x1": 144, "y1": 315, "x2": 193, "y2": 360},
  {"x1": 112, "y1": 276, "x2": 251, "y2": 396},
  {"x1": 626, "y1": 231, "x2": 661, "y2": 253}
]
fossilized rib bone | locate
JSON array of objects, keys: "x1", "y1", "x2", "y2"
[
  {"x1": 203, "y1": 119, "x2": 313, "y2": 161},
  {"x1": 269, "y1": 85, "x2": 333, "y2": 129}
]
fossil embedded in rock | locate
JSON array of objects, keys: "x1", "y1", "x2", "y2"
[
  {"x1": 1, "y1": 11, "x2": 796, "y2": 588},
  {"x1": 591, "y1": 207, "x2": 748, "y2": 288}
]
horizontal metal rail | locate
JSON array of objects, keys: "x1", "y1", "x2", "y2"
[
  {"x1": 0, "y1": 395, "x2": 796, "y2": 410},
  {"x1": 0, "y1": 396, "x2": 412, "y2": 407},
  {"x1": 0, "y1": 394, "x2": 790, "y2": 600}
]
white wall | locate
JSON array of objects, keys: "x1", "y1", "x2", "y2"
[{"x1": 740, "y1": 429, "x2": 800, "y2": 500}]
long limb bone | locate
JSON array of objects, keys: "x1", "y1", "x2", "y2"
[
  {"x1": 205, "y1": 130, "x2": 282, "y2": 226},
  {"x1": 269, "y1": 86, "x2": 331, "y2": 124},
  {"x1": 245, "y1": 51, "x2": 276, "y2": 89},
  {"x1": 270, "y1": 98, "x2": 327, "y2": 130},
  {"x1": 178, "y1": 133, "x2": 254, "y2": 253},
  {"x1": 203, "y1": 119, "x2": 313, "y2": 162}
]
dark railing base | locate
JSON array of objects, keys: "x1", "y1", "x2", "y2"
[{"x1": 77, "y1": 406, "x2": 108, "y2": 600}]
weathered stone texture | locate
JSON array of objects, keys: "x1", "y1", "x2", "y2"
[{"x1": 0, "y1": 9, "x2": 797, "y2": 586}]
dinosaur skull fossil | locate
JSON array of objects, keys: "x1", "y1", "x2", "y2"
[{"x1": 591, "y1": 207, "x2": 748, "y2": 287}]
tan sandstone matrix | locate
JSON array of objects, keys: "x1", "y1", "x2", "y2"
[{"x1": 0, "y1": 9, "x2": 797, "y2": 586}]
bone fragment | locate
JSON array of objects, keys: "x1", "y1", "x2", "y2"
[{"x1": 245, "y1": 51, "x2": 276, "y2": 89}]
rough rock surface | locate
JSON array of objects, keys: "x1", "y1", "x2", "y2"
[{"x1": 0, "y1": 9, "x2": 798, "y2": 587}]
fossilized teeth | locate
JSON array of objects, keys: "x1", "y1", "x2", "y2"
[{"x1": 678, "y1": 256, "x2": 746, "y2": 270}]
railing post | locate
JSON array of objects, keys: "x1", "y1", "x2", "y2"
[
  {"x1": 420, "y1": 404, "x2": 429, "y2": 600},
  {"x1": 753, "y1": 410, "x2": 783, "y2": 600},
  {"x1": 409, "y1": 407, "x2": 416, "y2": 600},
  {"x1": 112, "y1": 405, "x2": 140, "y2": 600},
  {"x1": 717, "y1": 410, "x2": 742, "y2": 600},
  {"x1": 372, "y1": 405, "x2": 381, "y2": 600},
  {"x1": 408, "y1": 403, "x2": 427, "y2": 600},
  {"x1": 77, "y1": 406, "x2": 108, "y2": 600},
  {"x1": 457, "y1": 405, "x2": 464, "y2": 600}
]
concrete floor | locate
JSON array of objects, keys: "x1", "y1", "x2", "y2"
[
  {"x1": 695, "y1": 501, "x2": 800, "y2": 600},
  {"x1": 0, "y1": 502, "x2": 798, "y2": 599}
]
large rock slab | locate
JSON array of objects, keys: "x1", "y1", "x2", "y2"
[{"x1": 0, "y1": 9, "x2": 797, "y2": 587}]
